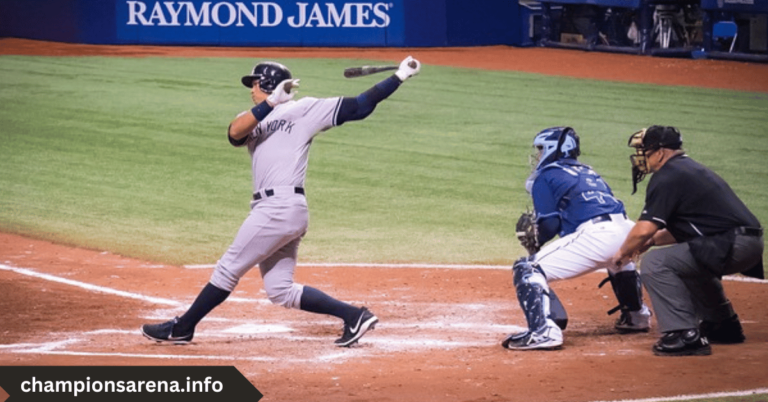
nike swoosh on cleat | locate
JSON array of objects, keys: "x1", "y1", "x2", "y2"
[{"x1": 349, "y1": 312, "x2": 366, "y2": 334}]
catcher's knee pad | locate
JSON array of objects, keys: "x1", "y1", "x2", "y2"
[
  {"x1": 512, "y1": 257, "x2": 548, "y2": 289},
  {"x1": 512, "y1": 258, "x2": 568, "y2": 330},
  {"x1": 601, "y1": 270, "x2": 643, "y2": 313}
]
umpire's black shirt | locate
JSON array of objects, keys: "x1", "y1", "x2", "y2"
[{"x1": 639, "y1": 154, "x2": 760, "y2": 242}]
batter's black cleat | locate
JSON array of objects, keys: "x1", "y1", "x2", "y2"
[
  {"x1": 700, "y1": 315, "x2": 745, "y2": 344},
  {"x1": 335, "y1": 307, "x2": 378, "y2": 347},
  {"x1": 141, "y1": 316, "x2": 194, "y2": 344},
  {"x1": 652, "y1": 329, "x2": 711, "y2": 356}
]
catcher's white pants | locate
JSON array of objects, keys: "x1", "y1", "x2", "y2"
[
  {"x1": 210, "y1": 190, "x2": 308, "y2": 309},
  {"x1": 534, "y1": 213, "x2": 637, "y2": 281}
]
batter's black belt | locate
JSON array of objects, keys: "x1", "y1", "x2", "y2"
[
  {"x1": 734, "y1": 226, "x2": 763, "y2": 237},
  {"x1": 253, "y1": 187, "x2": 305, "y2": 201}
]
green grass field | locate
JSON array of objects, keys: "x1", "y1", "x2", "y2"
[
  {"x1": 1, "y1": 55, "x2": 767, "y2": 269},
  {"x1": 625, "y1": 393, "x2": 768, "y2": 402}
]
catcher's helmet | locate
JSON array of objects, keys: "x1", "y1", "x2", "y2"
[
  {"x1": 531, "y1": 126, "x2": 581, "y2": 172},
  {"x1": 241, "y1": 61, "x2": 292, "y2": 94}
]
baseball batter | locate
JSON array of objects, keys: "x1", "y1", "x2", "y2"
[
  {"x1": 503, "y1": 127, "x2": 652, "y2": 350},
  {"x1": 142, "y1": 56, "x2": 421, "y2": 347}
]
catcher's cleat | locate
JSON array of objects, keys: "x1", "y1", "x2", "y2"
[
  {"x1": 700, "y1": 315, "x2": 745, "y2": 344},
  {"x1": 615, "y1": 305, "x2": 652, "y2": 333},
  {"x1": 141, "y1": 316, "x2": 194, "y2": 344},
  {"x1": 501, "y1": 330, "x2": 531, "y2": 349},
  {"x1": 335, "y1": 307, "x2": 378, "y2": 347},
  {"x1": 652, "y1": 329, "x2": 711, "y2": 356},
  {"x1": 502, "y1": 324, "x2": 563, "y2": 351}
]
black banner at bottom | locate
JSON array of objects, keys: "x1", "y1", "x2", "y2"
[{"x1": 0, "y1": 366, "x2": 262, "y2": 402}]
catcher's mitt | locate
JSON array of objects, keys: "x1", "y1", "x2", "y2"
[{"x1": 516, "y1": 210, "x2": 540, "y2": 255}]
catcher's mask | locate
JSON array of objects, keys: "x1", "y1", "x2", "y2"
[
  {"x1": 627, "y1": 125, "x2": 682, "y2": 194},
  {"x1": 530, "y1": 126, "x2": 581, "y2": 172},
  {"x1": 241, "y1": 61, "x2": 292, "y2": 94}
]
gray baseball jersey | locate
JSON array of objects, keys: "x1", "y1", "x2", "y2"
[
  {"x1": 210, "y1": 96, "x2": 343, "y2": 309},
  {"x1": 246, "y1": 96, "x2": 342, "y2": 191}
]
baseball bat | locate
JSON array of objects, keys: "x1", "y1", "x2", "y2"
[{"x1": 343, "y1": 65, "x2": 398, "y2": 78}]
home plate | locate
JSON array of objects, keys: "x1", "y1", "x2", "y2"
[{"x1": 222, "y1": 324, "x2": 294, "y2": 334}]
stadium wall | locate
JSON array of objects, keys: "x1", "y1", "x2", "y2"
[{"x1": 0, "y1": 0, "x2": 522, "y2": 47}]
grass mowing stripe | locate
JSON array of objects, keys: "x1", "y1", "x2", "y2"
[{"x1": 1, "y1": 55, "x2": 766, "y2": 269}]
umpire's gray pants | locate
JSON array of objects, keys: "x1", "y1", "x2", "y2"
[{"x1": 639, "y1": 234, "x2": 763, "y2": 333}]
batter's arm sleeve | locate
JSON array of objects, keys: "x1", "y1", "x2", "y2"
[{"x1": 336, "y1": 75, "x2": 402, "y2": 125}]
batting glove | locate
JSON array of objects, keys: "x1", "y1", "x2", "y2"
[
  {"x1": 395, "y1": 56, "x2": 421, "y2": 81},
  {"x1": 267, "y1": 78, "x2": 300, "y2": 106}
]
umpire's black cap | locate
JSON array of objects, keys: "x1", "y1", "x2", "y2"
[{"x1": 642, "y1": 125, "x2": 683, "y2": 151}]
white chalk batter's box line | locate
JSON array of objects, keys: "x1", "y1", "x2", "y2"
[
  {"x1": 0, "y1": 329, "x2": 502, "y2": 357},
  {"x1": 0, "y1": 263, "x2": 528, "y2": 349}
]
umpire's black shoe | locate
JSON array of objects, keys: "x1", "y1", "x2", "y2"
[
  {"x1": 700, "y1": 315, "x2": 745, "y2": 344},
  {"x1": 652, "y1": 329, "x2": 711, "y2": 356},
  {"x1": 141, "y1": 316, "x2": 194, "y2": 344},
  {"x1": 335, "y1": 307, "x2": 378, "y2": 347}
]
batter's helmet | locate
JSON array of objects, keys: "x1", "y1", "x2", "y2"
[
  {"x1": 531, "y1": 126, "x2": 581, "y2": 172},
  {"x1": 241, "y1": 61, "x2": 292, "y2": 94}
]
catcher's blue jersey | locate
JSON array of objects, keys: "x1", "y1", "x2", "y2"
[{"x1": 531, "y1": 160, "x2": 625, "y2": 237}]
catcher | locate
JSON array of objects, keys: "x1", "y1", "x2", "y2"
[{"x1": 503, "y1": 126, "x2": 652, "y2": 350}]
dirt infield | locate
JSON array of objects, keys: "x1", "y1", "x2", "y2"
[
  {"x1": 1, "y1": 38, "x2": 768, "y2": 402},
  {"x1": 2, "y1": 233, "x2": 767, "y2": 402}
]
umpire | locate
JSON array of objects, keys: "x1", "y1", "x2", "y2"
[{"x1": 612, "y1": 125, "x2": 764, "y2": 357}]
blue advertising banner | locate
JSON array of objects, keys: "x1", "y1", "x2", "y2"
[
  {"x1": 700, "y1": 0, "x2": 768, "y2": 12},
  {"x1": 538, "y1": 0, "x2": 642, "y2": 8},
  {"x1": 115, "y1": 0, "x2": 406, "y2": 46},
  {"x1": 0, "y1": 0, "x2": 519, "y2": 46}
]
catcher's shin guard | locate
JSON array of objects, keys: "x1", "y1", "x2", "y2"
[
  {"x1": 548, "y1": 288, "x2": 568, "y2": 330},
  {"x1": 513, "y1": 258, "x2": 565, "y2": 331},
  {"x1": 600, "y1": 270, "x2": 644, "y2": 314}
]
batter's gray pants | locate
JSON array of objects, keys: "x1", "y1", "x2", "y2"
[
  {"x1": 210, "y1": 193, "x2": 309, "y2": 309},
  {"x1": 640, "y1": 234, "x2": 763, "y2": 333}
]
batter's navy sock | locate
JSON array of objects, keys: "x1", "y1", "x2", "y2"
[
  {"x1": 177, "y1": 283, "x2": 230, "y2": 334},
  {"x1": 300, "y1": 286, "x2": 359, "y2": 323}
]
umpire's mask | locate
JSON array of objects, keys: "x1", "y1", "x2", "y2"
[
  {"x1": 628, "y1": 128, "x2": 649, "y2": 194},
  {"x1": 627, "y1": 125, "x2": 683, "y2": 194}
]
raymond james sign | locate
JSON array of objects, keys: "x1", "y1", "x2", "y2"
[
  {"x1": 125, "y1": 1, "x2": 393, "y2": 27},
  {"x1": 117, "y1": 1, "x2": 404, "y2": 45}
]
